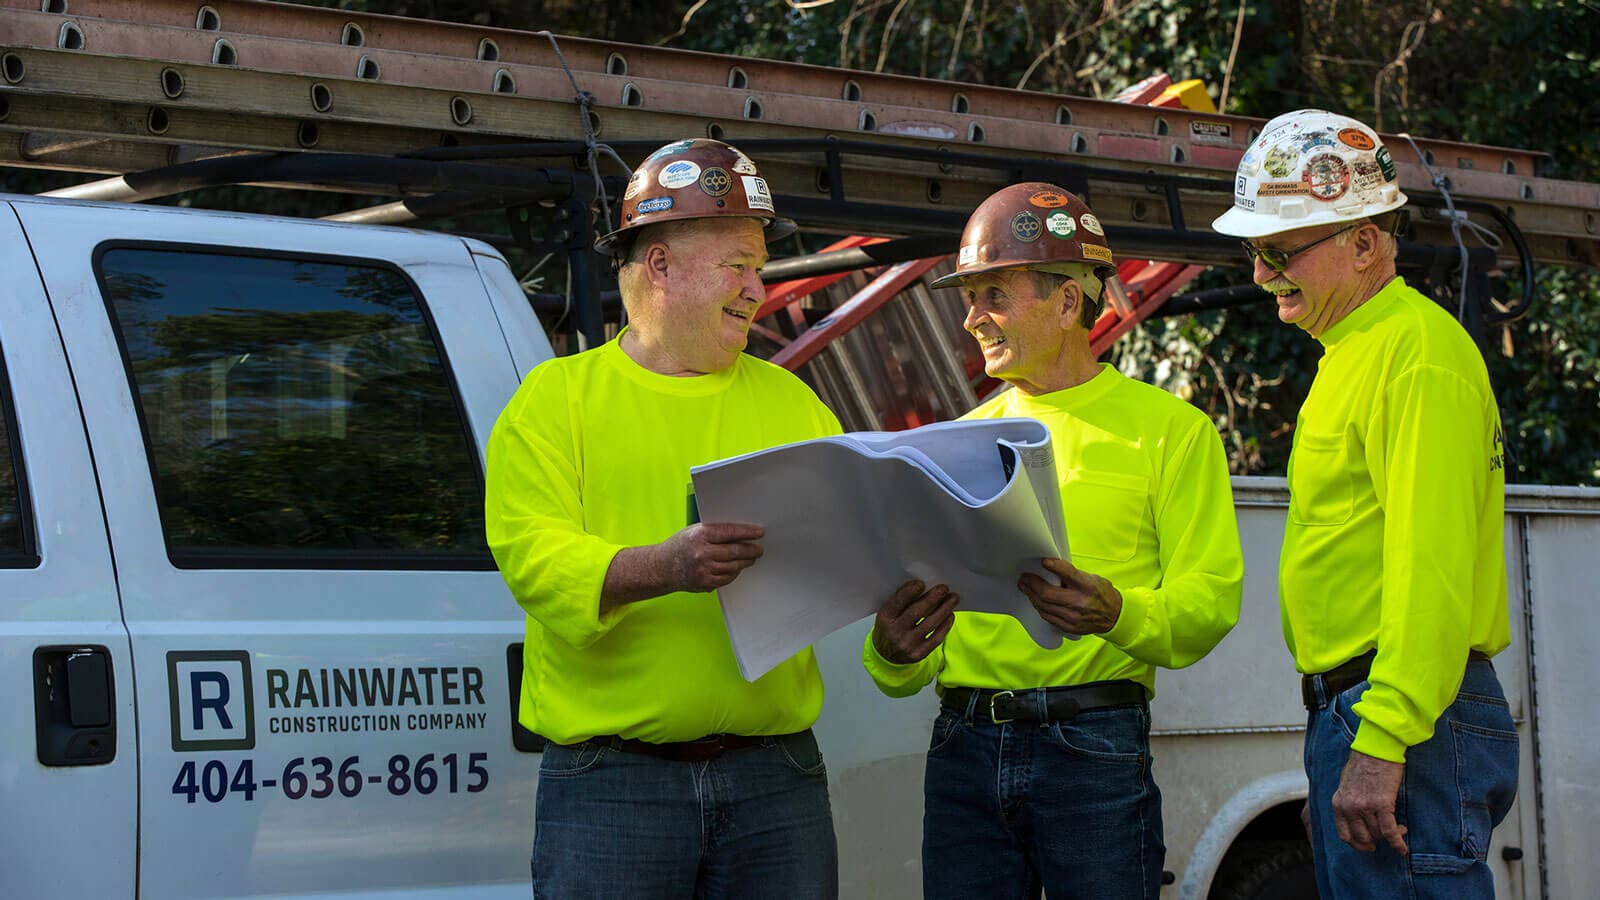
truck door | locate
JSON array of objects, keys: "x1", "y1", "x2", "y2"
[
  {"x1": 0, "y1": 203, "x2": 136, "y2": 896},
  {"x1": 15, "y1": 199, "x2": 540, "y2": 899}
]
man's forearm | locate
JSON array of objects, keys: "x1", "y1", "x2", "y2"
[{"x1": 600, "y1": 544, "x2": 672, "y2": 612}]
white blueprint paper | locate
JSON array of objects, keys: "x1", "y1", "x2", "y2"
[{"x1": 690, "y1": 418, "x2": 1072, "y2": 681}]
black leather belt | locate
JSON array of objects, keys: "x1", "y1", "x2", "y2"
[
  {"x1": 941, "y1": 681, "x2": 1148, "y2": 725},
  {"x1": 1301, "y1": 649, "x2": 1491, "y2": 710},
  {"x1": 598, "y1": 730, "x2": 803, "y2": 763}
]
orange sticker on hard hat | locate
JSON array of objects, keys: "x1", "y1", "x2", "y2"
[
  {"x1": 1080, "y1": 244, "x2": 1113, "y2": 263},
  {"x1": 1028, "y1": 190, "x2": 1070, "y2": 208},
  {"x1": 1256, "y1": 181, "x2": 1309, "y2": 197},
  {"x1": 1338, "y1": 128, "x2": 1376, "y2": 151}
]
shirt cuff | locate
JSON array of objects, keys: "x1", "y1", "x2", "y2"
[
  {"x1": 1100, "y1": 585, "x2": 1149, "y2": 649},
  {"x1": 1351, "y1": 718, "x2": 1409, "y2": 763}
]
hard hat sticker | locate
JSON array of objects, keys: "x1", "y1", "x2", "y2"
[
  {"x1": 1264, "y1": 145, "x2": 1298, "y2": 179},
  {"x1": 699, "y1": 167, "x2": 732, "y2": 197},
  {"x1": 1299, "y1": 131, "x2": 1337, "y2": 152},
  {"x1": 1351, "y1": 158, "x2": 1385, "y2": 191},
  {"x1": 1338, "y1": 128, "x2": 1376, "y2": 151},
  {"x1": 659, "y1": 160, "x2": 702, "y2": 189},
  {"x1": 1079, "y1": 213, "x2": 1104, "y2": 237},
  {"x1": 1046, "y1": 212, "x2": 1077, "y2": 238},
  {"x1": 731, "y1": 152, "x2": 759, "y2": 175},
  {"x1": 1080, "y1": 244, "x2": 1113, "y2": 263},
  {"x1": 1011, "y1": 211, "x2": 1043, "y2": 242},
  {"x1": 1375, "y1": 146, "x2": 1396, "y2": 180},
  {"x1": 959, "y1": 245, "x2": 978, "y2": 266},
  {"x1": 624, "y1": 171, "x2": 646, "y2": 200},
  {"x1": 742, "y1": 175, "x2": 774, "y2": 212},
  {"x1": 636, "y1": 197, "x2": 674, "y2": 214},
  {"x1": 1028, "y1": 190, "x2": 1070, "y2": 208},
  {"x1": 1302, "y1": 153, "x2": 1351, "y2": 201},
  {"x1": 1257, "y1": 181, "x2": 1309, "y2": 197}
]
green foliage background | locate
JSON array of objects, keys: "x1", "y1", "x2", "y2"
[{"x1": 19, "y1": 0, "x2": 1598, "y2": 483}]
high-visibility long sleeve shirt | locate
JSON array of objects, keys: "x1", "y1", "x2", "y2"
[
  {"x1": 485, "y1": 337, "x2": 842, "y2": 745},
  {"x1": 863, "y1": 363, "x2": 1243, "y2": 697},
  {"x1": 1281, "y1": 277, "x2": 1509, "y2": 763}
]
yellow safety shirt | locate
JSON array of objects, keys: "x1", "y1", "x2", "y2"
[
  {"x1": 1282, "y1": 276, "x2": 1509, "y2": 763},
  {"x1": 485, "y1": 336, "x2": 842, "y2": 745},
  {"x1": 863, "y1": 363, "x2": 1243, "y2": 698}
]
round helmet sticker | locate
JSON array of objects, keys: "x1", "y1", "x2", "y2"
[
  {"x1": 1046, "y1": 212, "x2": 1076, "y2": 239},
  {"x1": 1079, "y1": 213, "x2": 1105, "y2": 236},
  {"x1": 699, "y1": 167, "x2": 732, "y2": 197},
  {"x1": 1263, "y1": 144, "x2": 1299, "y2": 179},
  {"x1": 658, "y1": 160, "x2": 702, "y2": 189},
  {"x1": 1011, "y1": 211, "x2": 1042, "y2": 242},
  {"x1": 1338, "y1": 128, "x2": 1376, "y2": 151},
  {"x1": 1029, "y1": 190, "x2": 1070, "y2": 208},
  {"x1": 1302, "y1": 153, "x2": 1351, "y2": 201}
]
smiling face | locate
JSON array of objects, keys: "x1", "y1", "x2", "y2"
[
  {"x1": 960, "y1": 268, "x2": 1084, "y2": 395},
  {"x1": 622, "y1": 217, "x2": 768, "y2": 375},
  {"x1": 1250, "y1": 221, "x2": 1363, "y2": 335}
]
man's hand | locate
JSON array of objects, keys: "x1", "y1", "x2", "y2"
[
  {"x1": 1332, "y1": 750, "x2": 1408, "y2": 854},
  {"x1": 1016, "y1": 558, "x2": 1122, "y2": 634},
  {"x1": 656, "y1": 522, "x2": 766, "y2": 594},
  {"x1": 870, "y1": 580, "x2": 959, "y2": 665}
]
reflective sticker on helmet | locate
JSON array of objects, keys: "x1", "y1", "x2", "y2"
[
  {"x1": 1338, "y1": 128, "x2": 1376, "y2": 151},
  {"x1": 1302, "y1": 153, "x2": 1351, "y2": 201},
  {"x1": 1080, "y1": 243, "x2": 1113, "y2": 263},
  {"x1": 624, "y1": 171, "x2": 647, "y2": 200},
  {"x1": 1263, "y1": 145, "x2": 1298, "y2": 179},
  {"x1": 1028, "y1": 190, "x2": 1070, "y2": 208},
  {"x1": 636, "y1": 197, "x2": 674, "y2": 214},
  {"x1": 659, "y1": 160, "x2": 702, "y2": 189},
  {"x1": 959, "y1": 245, "x2": 978, "y2": 266},
  {"x1": 1046, "y1": 212, "x2": 1076, "y2": 238},
  {"x1": 1079, "y1": 213, "x2": 1104, "y2": 237},
  {"x1": 1257, "y1": 181, "x2": 1309, "y2": 196},
  {"x1": 731, "y1": 152, "x2": 759, "y2": 175},
  {"x1": 699, "y1": 167, "x2": 732, "y2": 197},
  {"x1": 1375, "y1": 145, "x2": 1396, "y2": 181},
  {"x1": 647, "y1": 139, "x2": 696, "y2": 161},
  {"x1": 1011, "y1": 211, "x2": 1043, "y2": 242},
  {"x1": 742, "y1": 175, "x2": 774, "y2": 212}
]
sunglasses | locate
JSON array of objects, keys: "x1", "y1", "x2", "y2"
[{"x1": 1241, "y1": 224, "x2": 1359, "y2": 272}]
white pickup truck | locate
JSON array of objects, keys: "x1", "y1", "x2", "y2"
[{"x1": 4, "y1": 194, "x2": 1595, "y2": 900}]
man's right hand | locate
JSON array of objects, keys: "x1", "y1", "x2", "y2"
[
  {"x1": 871, "y1": 580, "x2": 959, "y2": 665},
  {"x1": 656, "y1": 522, "x2": 767, "y2": 594}
]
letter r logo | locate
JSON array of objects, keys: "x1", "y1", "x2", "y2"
[{"x1": 167, "y1": 651, "x2": 255, "y2": 751}]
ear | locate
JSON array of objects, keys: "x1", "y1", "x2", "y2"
[
  {"x1": 1350, "y1": 222, "x2": 1384, "y2": 272},
  {"x1": 641, "y1": 241, "x2": 672, "y2": 288},
  {"x1": 1056, "y1": 279, "x2": 1083, "y2": 329}
]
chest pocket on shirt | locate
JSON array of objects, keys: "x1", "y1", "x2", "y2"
[
  {"x1": 1289, "y1": 431, "x2": 1353, "y2": 526},
  {"x1": 1062, "y1": 470, "x2": 1149, "y2": 563}
]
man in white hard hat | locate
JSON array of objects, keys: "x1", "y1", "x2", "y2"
[
  {"x1": 1213, "y1": 110, "x2": 1515, "y2": 899},
  {"x1": 486, "y1": 139, "x2": 841, "y2": 898}
]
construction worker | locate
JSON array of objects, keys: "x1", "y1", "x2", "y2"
[
  {"x1": 865, "y1": 182, "x2": 1244, "y2": 899},
  {"x1": 1212, "y1": 109, "x2": 1516, "y2": 899},
  {"x1": 484, "y1": 138, "x2": 841, "y2": 899}
]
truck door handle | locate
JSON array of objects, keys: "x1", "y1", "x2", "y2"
[{"x1": 34, "y1": 645, "x2": 117, "y2": 766}]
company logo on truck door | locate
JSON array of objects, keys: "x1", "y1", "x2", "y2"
[
  {"x1": 168, "y1": 651, "x2": 257, "y2": 752},
  {"x1": 266, "y1": 664, "x2": 489, "y2": 735}
]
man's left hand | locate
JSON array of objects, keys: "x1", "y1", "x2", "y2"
[
  {"x1": 1332, "y1": 751, "x2": 1408, "y2": 854},
  {"x1": 1016, "y1": 557, "x2": 1122, "y2": 634}
]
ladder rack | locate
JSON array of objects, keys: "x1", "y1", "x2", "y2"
[{"x1": 2, "y1": 0, "x2": 1597, "y2": 272}]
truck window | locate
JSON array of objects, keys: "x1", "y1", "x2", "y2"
[
  {"x1": 0, "y1": 351, "x2": 36, "y2": 567},
  {"x1": 95, "y1": 246, "x2": 491, "y2": 569}
]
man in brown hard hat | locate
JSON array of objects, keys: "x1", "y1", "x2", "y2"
[
  {"x1": 865, "y1": 182, "x2": 1244, "y2": 899},
  {"x1": 485, "y1": 138, "x2": 842, "y2": 898}
]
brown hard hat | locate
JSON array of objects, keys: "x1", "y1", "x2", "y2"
[
  {"x1": 929, "y1": 182, "x2": 1116, "y2": 289},
  {"x1": 594, "y1": 138, "x2": 797, "y2": 257}
]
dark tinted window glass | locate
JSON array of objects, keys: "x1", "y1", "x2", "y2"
[
  {"x1": 0, "y1": 357, "x2": 33, "y2": 566},
  {"x1": 98, "y1": 247, "x2": 488, "y2": 567}
]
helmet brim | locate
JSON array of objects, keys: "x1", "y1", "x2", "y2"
[
  {"x1": 594, "y1": 214, "x2": 797, "y2": 258},
  {"x1": 929, "y1": 258, "x2": 1116, "y2": 289}
]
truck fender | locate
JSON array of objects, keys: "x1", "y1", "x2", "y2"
[{"x1": 1178, "y1": 768, "x2": 1309, "y2": 900}]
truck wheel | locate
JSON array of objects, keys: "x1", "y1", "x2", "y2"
[{"x1": 1213, "y1": 841, "x2": 1319, "y2": 900}]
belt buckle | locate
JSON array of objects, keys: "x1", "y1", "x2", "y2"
[{"x1": 988, "y1": 690, "x2": 1015, "y2": 724}]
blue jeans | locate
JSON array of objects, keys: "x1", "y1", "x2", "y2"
[
  {"x1": 531, "y1": 730, "x2": 838, "y2": 899},
  {"x1": 922, "y1": 693, "x2": 1164, "y2": 900},
  {"x1": 1305, "y1": 659, "x2": 1518, "y2": 899}
]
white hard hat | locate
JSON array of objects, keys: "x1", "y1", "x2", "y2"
[{"x1": 1212, "y1": 109, "x2": 1407, "y2": 239}]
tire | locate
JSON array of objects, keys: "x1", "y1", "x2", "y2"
[{"x1": 1213, "y1": 841, "x2": 1319, "y2": 900}]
